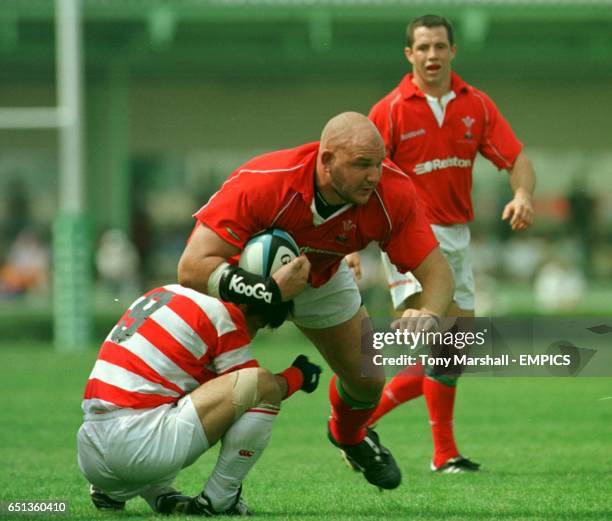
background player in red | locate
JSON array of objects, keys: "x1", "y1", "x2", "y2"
[
  {"x1": 178, "y1": 112, "x2": 455, "y2": 490},
  {"x1": 77, "y1": 280, "x2": 322, "y2": 515},
  {"x1": 346, "y1": 14, "x2": 536, "y2": 473}
]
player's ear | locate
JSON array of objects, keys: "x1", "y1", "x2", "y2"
[
  {"x1": 404, "y1": 47, "x2": 414, "y2": 65},
  {"x1": 320, "y1": 150, "x2": 334, "y2": 171},
  {"x1": 450, "y1": 44, "x2": 457, "y2": 61}
]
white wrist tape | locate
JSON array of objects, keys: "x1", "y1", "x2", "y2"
[{"x1": 207, "y1": 261, "x2": 230, "y2": 298}]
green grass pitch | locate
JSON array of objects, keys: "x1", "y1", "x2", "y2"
[{"x1": 1, "y1": 328, "x2": 611, "y2": 520}]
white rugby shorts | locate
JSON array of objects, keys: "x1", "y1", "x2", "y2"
[
  {"x1": 77, "y1": 394, "x2": 209, "y2": 502},
  {"x1": 291, "y1": 260, "x2": 362, "y2": 329},
  {"x1": 381, "y1": 223, "x2": 475, "y2": 311}
]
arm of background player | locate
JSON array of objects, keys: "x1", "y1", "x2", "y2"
[
  {"x1": 178, "y1": 224, "x2": 240, "y2": 294},
  {"x1": 502, "y1": 150, "x2": 536, "y2": 231}
]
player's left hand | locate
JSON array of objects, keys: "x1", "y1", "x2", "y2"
[
  {"x1": 502, "y1": 190, "x2": 534, "y2": 231},
  {"x1": 392, "y1": 308, "x2": 440, "y2": 334}
]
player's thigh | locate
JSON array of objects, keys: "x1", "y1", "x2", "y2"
[
  {"x1": 189, "y1": 367, "x2": 280, "y2": 446},
  {"x1": 298, "y1": 306, "x2": 384, "y2": 402},
  {"x1": 109, "y1": 399, "x2": 208, "y2": 477},
  {"x1": 77, "y1": 400, "x2": 207, "y2": 498}
]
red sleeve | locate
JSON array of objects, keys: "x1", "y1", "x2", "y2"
[
  {"x1": 379, "y1": 171, "x2": 438, "y2": 273},
  {"x1": 194, "y1": 171, "x2": 275, "y2": 250},
  {"x1": 474, "y1": 90, "x2": 523, "y2": 171}
]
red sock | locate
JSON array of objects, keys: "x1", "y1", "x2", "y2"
[
  {"x1": 367, "y1": 364, "x2": 425, "y2": 426},
  {"x1": 328, "y1": 375, "x2": 377, "y2": 445},
  {"x1": 423, "y1": 376, "x2": 459, "y2": 467}
]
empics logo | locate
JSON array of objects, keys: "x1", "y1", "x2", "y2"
[{"x1": 414, "y1": 157, "x2": 472, "y2": 175}]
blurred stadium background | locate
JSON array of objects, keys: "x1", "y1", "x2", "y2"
[
  {"x1": 1, "y1": 0, "x2": 612, "y2": 346},
  {"x1": 1, "y1": 2, "x2": 611, "y2": 519}
]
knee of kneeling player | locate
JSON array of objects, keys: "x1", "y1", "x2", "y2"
[{"x1": 255, "y1": 367, "x2": 283, "y2": 404}]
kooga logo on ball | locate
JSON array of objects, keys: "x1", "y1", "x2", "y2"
[{"x1": 229, "y1": 275, "x2": 272, "y2": 303}]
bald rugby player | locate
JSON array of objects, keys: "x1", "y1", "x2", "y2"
[{"x1": 178, "y1": 112, "x2": 454, "y2": 490}]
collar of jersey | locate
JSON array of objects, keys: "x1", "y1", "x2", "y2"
[{"x1": 399, "y1": 71, "x2": 469, "y2": 99}]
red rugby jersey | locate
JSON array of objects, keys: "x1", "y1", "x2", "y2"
[
  {"x1": 194, "y1": 142, "x2": 438, "y2": 288},
  {"x1": 82, "y1": 284, "x2": 257, "y2": 417},
  {"x1": 369, "y1": 72, "x2": 523, "y2": 225}
]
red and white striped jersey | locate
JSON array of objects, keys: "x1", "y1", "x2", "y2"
[{"x1": 82, "y1": 284, "x2": 257, "y2": 417}]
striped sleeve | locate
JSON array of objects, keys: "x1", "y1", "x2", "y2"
[{"x1": 211, "y1": 303, "x2": 258, "y2": 374}]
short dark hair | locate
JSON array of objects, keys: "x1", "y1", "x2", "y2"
[{"x1": 406, "y1": 14, "x2": 454, "y2": 47}]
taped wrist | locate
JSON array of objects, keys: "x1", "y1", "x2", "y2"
[
  {"x1": 218, "y1": 264, "x2": 282, "y2": 306},
  {"x1": 278, "y1": 366, "x2": 304, "y2": 399}
]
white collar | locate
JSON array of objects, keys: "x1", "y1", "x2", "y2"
[{"x1": 425, "y1": 90, "x2": 456, "y2": 127}]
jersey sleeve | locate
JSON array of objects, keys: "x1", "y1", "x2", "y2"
[
  {"x1": 194, "y1": 172, "x2": 275, "y2": 249},
  {"x1": 476, "y1": 90, "x2": 523, "y2": 171},
  {"x1": 369, "y1": 97, "x2": 397, "y2": 157},
  {"x1": 379, "y1": 174, "x2": 438, "y2": 273}
]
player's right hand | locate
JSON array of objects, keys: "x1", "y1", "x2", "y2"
[
  {"x1": 392, "y1": 308, "x2": 440, "y2": 334},
  {"x1": 291, "y1": 354, "x2": 322, "y2": 393},
  {"x1": 345, "y1": 252, "x2": 362, "y2": 281},
  {"x1": 272, "y1": 254, "x2": 310, "y2": 301}
]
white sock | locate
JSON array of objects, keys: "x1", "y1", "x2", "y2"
[{"x1": 203, "y1": 403, "x2": 279, "y2": 511}]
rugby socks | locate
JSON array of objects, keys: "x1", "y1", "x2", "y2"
[
  {"x1": 203, "y1": 404, "x2": 279, "y2": 511},
  {"x1": 328, "y1": 375, "x2": 378, "y2": 446},
  {"x1": 424, "y1": 376, "x2": 460, "y2": 467},
  {"x1": 367, "y1": 364, "x2": 425, "y2": 426}
]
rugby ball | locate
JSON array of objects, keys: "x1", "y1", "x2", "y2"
[{"x1": 239, "y1": 229, "x2": 300, "y2": 278}]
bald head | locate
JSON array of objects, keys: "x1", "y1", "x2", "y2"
[
  {"x1": 320, "y1": 112, "x2": 385, "y2": 153},
  {"x1": 316, "y1": 112, "x2": 386, "y2": 206}
]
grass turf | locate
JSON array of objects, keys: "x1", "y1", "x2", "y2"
[{"x1": 1, "y1": 328, "x2": 611, "y2": 520}]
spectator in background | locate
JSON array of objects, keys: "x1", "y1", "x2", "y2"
[
  {"x1": 0, "y1": 227, "x2": 50, "y2": 297},
  {"x1": 567, "y1": 174, "x2": 596, "y2": 276},
  {"x1": 1, "y1": 177, "x2": 31, "y2": 246},
  {"x1": 96, "y1": 229, "x2": 141, "y2": 299},
  {"x1": 535, "y1": 255, "x2": 585, "y2": 312}
]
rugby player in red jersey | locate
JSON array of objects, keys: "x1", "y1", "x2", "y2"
[
  {"x1": 346, "y1": 14, "x2": 536, "y2": 473},
  {"x1": 77, "y1": 282, "x2": 322, "y2": 515},
  {"x1": 178, "y1": 111, "x2": 455, "y2": 490}
]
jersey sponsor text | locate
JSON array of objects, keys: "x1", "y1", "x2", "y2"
[{"x1": 414, "y1": 156, "x2": 472, "y2": 175}]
